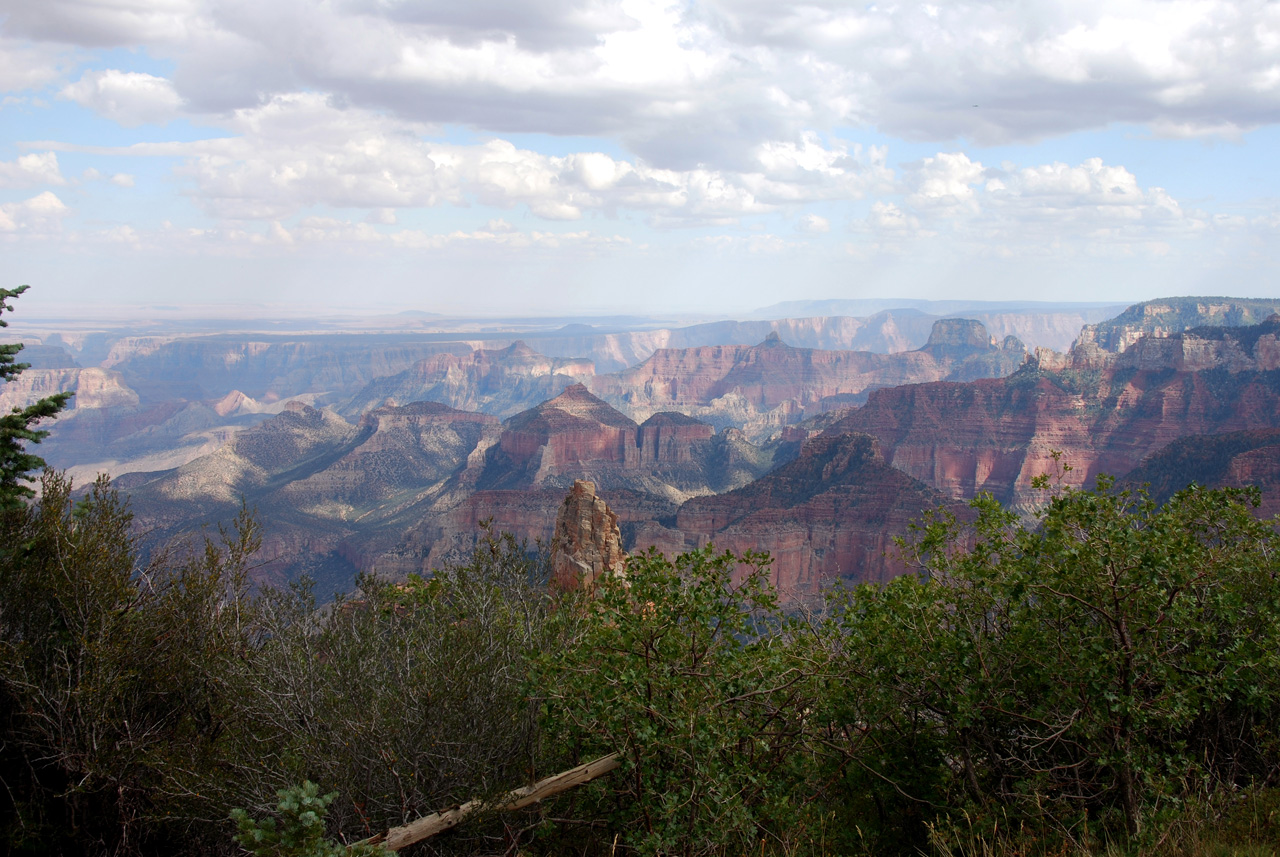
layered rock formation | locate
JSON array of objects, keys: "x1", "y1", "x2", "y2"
[
  {"x1": 109, "y1": 336, "x2": 466, "y2": 403},
  {"x1": 549, "y1": 480, "x2": 626, "y2": 592},
  {"x1": 120, "y1": 401, "x2": 503, "y2": 593},
  {"x1": 476, "y1": 384, "x2": 770, "y2": 498},
  {"x1": 342, "y1": 341, "x2": 595, "y2": 418},
  {"x1": 119, "y1": 387, "x2": 775, "y2": 590},
  {"x1": 19, "y1": 306, "x2": 1098, "y2": 480},
  {"x1": 1076, "y1": 297, "x2": 1280, "y2": 354},
  {"x1": 825, "y1": 318, "x2": 1280, "y2": 514},
  {"x1": 588, "y1": 319, "x2": 1026, "y2": 439},
  {"x1": 632, "y1": 433, "x2": 960, "y2": 598},
  {"x1": 398, "y1": 386, "x2": 779, "y2": 573}
]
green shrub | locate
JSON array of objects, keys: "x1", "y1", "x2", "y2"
[
  {"x1": 231, "y1": 782, "x2": 391, "y2": 857},
  {"x1": 0, "y1": 472, "x2": 261, "y2": 854},
  {"x1": 827, "y1": 478, "x2": 1280, "y2": 851},
  {"x1": 218, "y1": 526, "x2": 557, "y2": 847},
  {"x1": 535, "y1": 546, "x2": 830, "y2": 857}
]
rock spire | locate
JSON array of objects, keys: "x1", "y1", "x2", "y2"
[{"x1": 550, "y1": 480, "x2": 625, "y2": 593}]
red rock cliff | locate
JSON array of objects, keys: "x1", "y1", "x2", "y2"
[{"x1": 829, "y1": 319, "x2": 1280, "y2": 514}]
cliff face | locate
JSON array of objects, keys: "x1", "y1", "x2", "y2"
[
  {"x1": 476, "y1": 384, "x2": 771, "y2": 497},
  {"x1": 588, "y1": 320, "x2": 1026, "y2": 439},
  {"x1": 0, "y1": 366, "x2": 139, "y2": 411},
  {"x1": 1076, "y1": 297, "x2": 1280, "y2": 354},
  {"x1": 341, "y1": 341, "x2": 596, "y2": 418},
  {"x1": 110, "y1": 337, "x2": 466, "y2": 403},
  {"x1": 629, "y1": 433, "x2": 960, "y2": 598},
  {"x1": 828, "y1": 319, "x2": 1280, "y2": 514}
]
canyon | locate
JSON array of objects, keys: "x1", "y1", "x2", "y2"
[{"x1": 12, "y1": 296, "x2": 1280, "y2": 599}]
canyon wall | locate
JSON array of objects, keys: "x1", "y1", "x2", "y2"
[{"x1": 827, "y1": 318, "x2": 1280, "y2": 514}]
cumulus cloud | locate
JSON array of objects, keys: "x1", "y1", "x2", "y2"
[
  {"x1": 866, "y1": 152, "x2": 1208, "y2": 259},
  {"x1": 60, "y1": 69, "x2": 184, "y2": 125},
  {"x1": 0, "y1": 152, "x2": 65, "y2": 187},
  {"x1": 363, "y1": 0, "x2": 639, "y2": 51},
  {"x1": 0, "y1": 191, "x2": 70, "y2": 233},
  {"x1": 0, "y1": 36, "x2": 70, "y2": 92},
  {"x1": 68, "y1": 92, "x2": 888, "y2": 224},
  {"x1": 906, "y1": 152, "x2": 985, "y2": 211},
  {"x1": 3, "y1": 0, "x2": 1277, "y2": 165}
]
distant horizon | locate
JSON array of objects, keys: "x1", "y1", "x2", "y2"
[{"x1": 9, "y1": 293, "x2": 1145, "y2": 331}]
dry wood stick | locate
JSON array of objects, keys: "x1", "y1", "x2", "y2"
[{"x1": 356, "y1": 752, "x2": 621, "y2": 852}]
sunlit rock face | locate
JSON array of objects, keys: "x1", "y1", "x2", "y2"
[
  {"x1": 827, "y1": 318, "x2": 1280, "y2": 517},
  {"x1": 1076, "y1": 298, "x2": 1280, "y2": 354},
  {"x1": 549, "y1": 480, "x2": 626, "y2": 594}
]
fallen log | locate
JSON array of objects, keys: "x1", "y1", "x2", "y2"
[{"x1": 357, "y1": 752, "x2": 621, "y2": 852}]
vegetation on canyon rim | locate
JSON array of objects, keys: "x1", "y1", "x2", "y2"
[{"x1": 2, "y1": 289, "x2": 1279, "y2": 856}]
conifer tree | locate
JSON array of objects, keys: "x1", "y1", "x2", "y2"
[{"x1": 0, "y1": 285, "x2": 70, "y2": 509}]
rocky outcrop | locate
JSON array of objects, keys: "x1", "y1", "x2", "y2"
[
  {"x1": 0, "y1": 367, "x2": 139, "y2": 411},
  {"x1": 1038, "y1": 314, "x2": 1280, "y2": 373},
  {"x1": 1076, "y1": 297, "x2": 1280, "y2": 354},
  {"x1": 341, "y1": 341, "x2": 595, "y2": 418},
  {"x1": 550, "y1": 480, "x2": 626, "y2": 592},
  {"x1": 588, "y1": 320, "x2": 1026, "y2": 439},
  {"x1": 826, "y1": 319, "x2": 1280, "y2": 515}
]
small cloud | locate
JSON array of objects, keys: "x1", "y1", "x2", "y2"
[
  {"x1": 110, "y1": 173, "x2": 135, "y2": 187},
  {"x1": 0, "y1": 191, "x2": 71, "y2": 233},
  {"x1": 530, "y1": 201, "x2": 582, "y2": 220},
  {"x1": 60, "y1": 69, "x2": 183, "y2": 127},
  {"x1": 365, "y1": 208, "x2": 396, "y2": 225},
  {"x1": 797, "y1": 213, "x2": 830, "y2": 234},
  {"x1": 0, "y1": 152, "x2": 66, "y2": 188},
  {"x1": 484, "y1": 218, "x2": 516, "y2": 233}
]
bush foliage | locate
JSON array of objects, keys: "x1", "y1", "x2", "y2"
[{"x1": 1, "y1": 367, "x2": 1278, "y2": 857}]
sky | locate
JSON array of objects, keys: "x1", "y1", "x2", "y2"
[{"x1": 2, "y1": 0, "x2": 1279, "y2": 317}]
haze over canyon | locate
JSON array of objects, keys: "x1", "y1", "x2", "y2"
[{"x1": 8, "y1": 296, "x2": 1280, "y2": 599}]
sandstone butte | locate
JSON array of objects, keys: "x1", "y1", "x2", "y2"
[
  {"x1": 822, "y1": 316, "x2": 1280, "y2": 515},
  {"x1": 398, "y1": 384, "x2": 773, "y2": 572}
]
